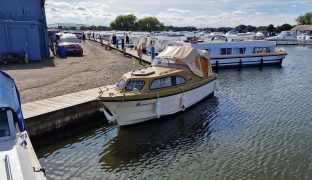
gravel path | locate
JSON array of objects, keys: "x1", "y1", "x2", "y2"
[{"x1": 1, "y1": 41, "x2": 143, "y2": 103}]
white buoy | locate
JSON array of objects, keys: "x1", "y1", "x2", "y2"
[{"x1": 215, "y1": 80, "x2": 220, "y2": 91}]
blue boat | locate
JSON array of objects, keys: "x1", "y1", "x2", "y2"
[{"x1": 0, "y1": 71, "x2": 46, "y2": 180}]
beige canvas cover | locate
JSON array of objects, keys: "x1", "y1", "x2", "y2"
[{"x1": 156, "y1": 46, "x2": 212, "y2": 77}]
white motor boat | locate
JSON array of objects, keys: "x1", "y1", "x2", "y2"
[
  {"x1": 297, "y1": 33, "x2": 312, "y2": 45},
  {"x1": 266, "y1": 31, "x2": 298, "y2": 45},
  {"x1": 0, "y1": 71, "x2": 46, "y2": 180},
  {"x1": 98, "y1": 46, "x2": 218, "y2": 126}
]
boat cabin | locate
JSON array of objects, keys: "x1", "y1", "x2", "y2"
[
  {"x1": 0, "y1": 72, "x2": 26, "y2": 138},
  {"x1": 114, "y1": 46, "x2": 213, "y2": 94},
  {"x1": 192, "y1": 41, "x2": 277, "y2": 57}
]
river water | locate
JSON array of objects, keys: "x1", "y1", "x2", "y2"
[{"x1": 36, "y1": 46, "x2": 312, "y2": 179}]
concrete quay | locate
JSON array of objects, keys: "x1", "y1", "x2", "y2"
[{"x1": 22, "y1": 86, "x2": 114, "y2": 137}]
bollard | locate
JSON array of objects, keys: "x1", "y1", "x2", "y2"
[
  {"x1": 151, "y1": 47, "x2": 155, "y2": 60},
  {"x1": 116, "y1": 40, "x2": 119, "y2": 49},
  {"x1": 239, "y1": 59, "x2": 242, "y2": 69},
  {"x1": 100, "y1": 36, "x2": 103, "y2": 46},
  {"x1": 139, "y1": 46, "x2": 142, "y2": 64},
  {"x1": 121, "y1": 38, "x2": 125, "y2": 50},
  {"x1": 260, "y1": 58, "x2": 263, "y2": 66}
]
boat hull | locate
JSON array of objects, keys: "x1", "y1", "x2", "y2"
[
  {"x1": 211, "y1": 54, "x2": 286, "y2": 68},
  {"x1": 100, "y1": 79, "x2": 218, "y2": 126}
]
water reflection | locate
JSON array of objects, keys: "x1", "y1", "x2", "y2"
[{"x1": 99, "y1": 97, "x2": 219, "y2": 170}]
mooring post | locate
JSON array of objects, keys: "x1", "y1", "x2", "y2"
[
  {"x1": 260, "y1": 58, "x2": 263, "y2": 66},
  {"x1": 100, "y1": 36, "x2": 103, "y2": 46},
  {"x1": 239, "y1": 59, "x2": 242, "y2": 69}
]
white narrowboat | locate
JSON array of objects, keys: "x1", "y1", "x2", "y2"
[{"x1": 191, "y1": 41, "x2": 287, "y2": 68}]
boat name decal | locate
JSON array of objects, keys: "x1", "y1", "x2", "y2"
[{"x1": 136, "y1": 101, "x2": 154, "y2": 106}]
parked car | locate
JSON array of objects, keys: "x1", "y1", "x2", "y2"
[
  {"x1": 59, "y1": 34, "x2": 83, "y2": 56},
  {"x1": 73, "y1": 32, "x2": 83, "y2": 39}
]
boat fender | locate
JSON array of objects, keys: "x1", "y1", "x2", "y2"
[
  {"x1": 155, "y1": 95, "x2": 162, "y2": 118},
  {"x1": 181, "y1": 94, "x2": 187, "y2": 111},
  {"x1": 20, "y1": 131, "x2": 28, "y2": 148},
  {"x1": 101, "y1": 108, "x2": 117, "y2": 122}
]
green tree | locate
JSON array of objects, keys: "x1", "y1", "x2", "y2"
[
  {"x1": 296, "y1": 12, "x2": 312, "y2": 25},
  {"x1": 256, "y1": 26, "x2": 267, "y2": 31},
  {"x1": 245, "y1": 25, "x2": 257, "y2": 32},
  {"x1": 276, "y1": 23, "x2": 293, "y2": 33},
  {"x1": 235, "y1": 24, "x2": 246, "y2": 32},
  {"x1": 110, "y1": 14, "x2": 138, "y2": 31},
  {"x1": 137, "y1": 17, "x2": 164, "y2": 32},
  {"x1": 267, "y1": 24, "x2": 275, "y2": 32}
]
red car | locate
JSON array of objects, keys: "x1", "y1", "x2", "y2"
[{"x1": 59, "y1": 34, "x2": 83, "y2": 56}]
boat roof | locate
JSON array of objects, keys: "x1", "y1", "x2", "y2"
[
  {"x1": 192, "y1": 40, "x2": 276, "y2": 48},
  {"x1": 0, "y1": 71, "x2": 26, "y2": 131},
  {"x1": 155, "y1": 46, "x2": 209, "y2": 77},
  {"x1": 157, "y1": 46, "x2": 209, "y2": 61}
]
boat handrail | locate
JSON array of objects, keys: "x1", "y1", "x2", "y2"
[{"x1": 4, "y1": 154, "x2": 13, "y2": 180}]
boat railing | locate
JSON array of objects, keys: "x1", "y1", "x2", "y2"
[{"x1": 4, "y1": 154, "x2": 13, "y2": 180}]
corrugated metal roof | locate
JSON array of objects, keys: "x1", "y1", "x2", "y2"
[{"x1": 291, "y1": 25, "x2": 312, "y2": 31}]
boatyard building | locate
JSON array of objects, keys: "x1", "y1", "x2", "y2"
[{"x1": 0, "y1": 0, "x2": 49, "y2": 62}]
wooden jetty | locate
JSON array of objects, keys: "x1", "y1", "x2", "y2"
[{"x1": 22, "y1": 39, "x2": 155, "y2": 137}]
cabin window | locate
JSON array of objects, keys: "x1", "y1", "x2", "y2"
[
  {"x1": 125, "y1": 80, "x2": 145, "y2": 91},
  {"x1": 253, "y1": 47, "x2": 271, "y2": 54},
  {"x1": 233, "y1": 48, "x2": 246, "y2": 54},
  {"x1": 220, "y1": 48, "x2": 232, "y2": 55},
  {"x1": 150, "y1": 76, "x2": 186, "y2": 90},
  {"x1": 176, "y1": 76, "x2": 186, "y2": 85},
  {"x1": 150, "y1": 77, "x2": 172, "y2": 90},
  {"x1": 0, "y1": 111, "x2": 10, "y2": 137},
  {"x1": 117, "y1": 79, "x2": 126, "y2": 89}
]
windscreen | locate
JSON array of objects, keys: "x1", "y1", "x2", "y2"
[{"x1": 61, "y1": 36, "x2": 78, "y2": 43}]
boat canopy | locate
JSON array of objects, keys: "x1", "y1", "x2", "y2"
[
  {"x1": 0, "y1": 71, "x2": 26, "y2": 131},
  {"x1": 153, "y1": 46, "x2": 212, "y2": 77}
]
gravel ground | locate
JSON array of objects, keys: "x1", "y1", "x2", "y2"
[{"x1": 0, "y1": 41, "x2": 143, "y2": 103}]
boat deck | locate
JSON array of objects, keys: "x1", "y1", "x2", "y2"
[{"x1": 22, "y1": 85, "x2": 114, "y2": 119}]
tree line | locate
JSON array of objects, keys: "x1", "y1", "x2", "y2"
[
  {"x1": 109, "y1": 14, "x2": 297, "y2": 33},
  {"x1": 110, "y1": 14, "x2": 165, "y2": 32},
  {"x1": 202, "y1": 23, "x2": 293, "y2": 33},
  {"x1": 61, "y1": 12, "x2": 312, "y2": 32}
]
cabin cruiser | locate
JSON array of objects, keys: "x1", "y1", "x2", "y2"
[
  {"x1": 266, "y1": 31, "x2": 298, "y2": 45},
  {"x1": 0, "y1": 71, "x2": 46, "y2": 180},
  {"x1": 297, "y1": 33, "x2": 312, "y2": 45},
  {"x1": 97, "y1": 46, "x2": 219, "y2": 126},
  {"x1": 192, "y1": 40, "x2": 287, "y2": 68}
]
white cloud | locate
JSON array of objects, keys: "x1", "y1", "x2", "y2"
[
  {"x1": 167, "y1": 8, "x2": 191, "y2": 13},
  {"x1": 45, "y1": 0, "x2": 307, "y2": 27}
]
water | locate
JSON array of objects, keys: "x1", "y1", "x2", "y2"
[{"x1": 36, "y1": 46, "x2": 312, "y2": 179}]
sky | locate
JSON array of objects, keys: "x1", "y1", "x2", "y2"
[{"x1": 45, "y1": 0, "x2": 312, "y2": 27}]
